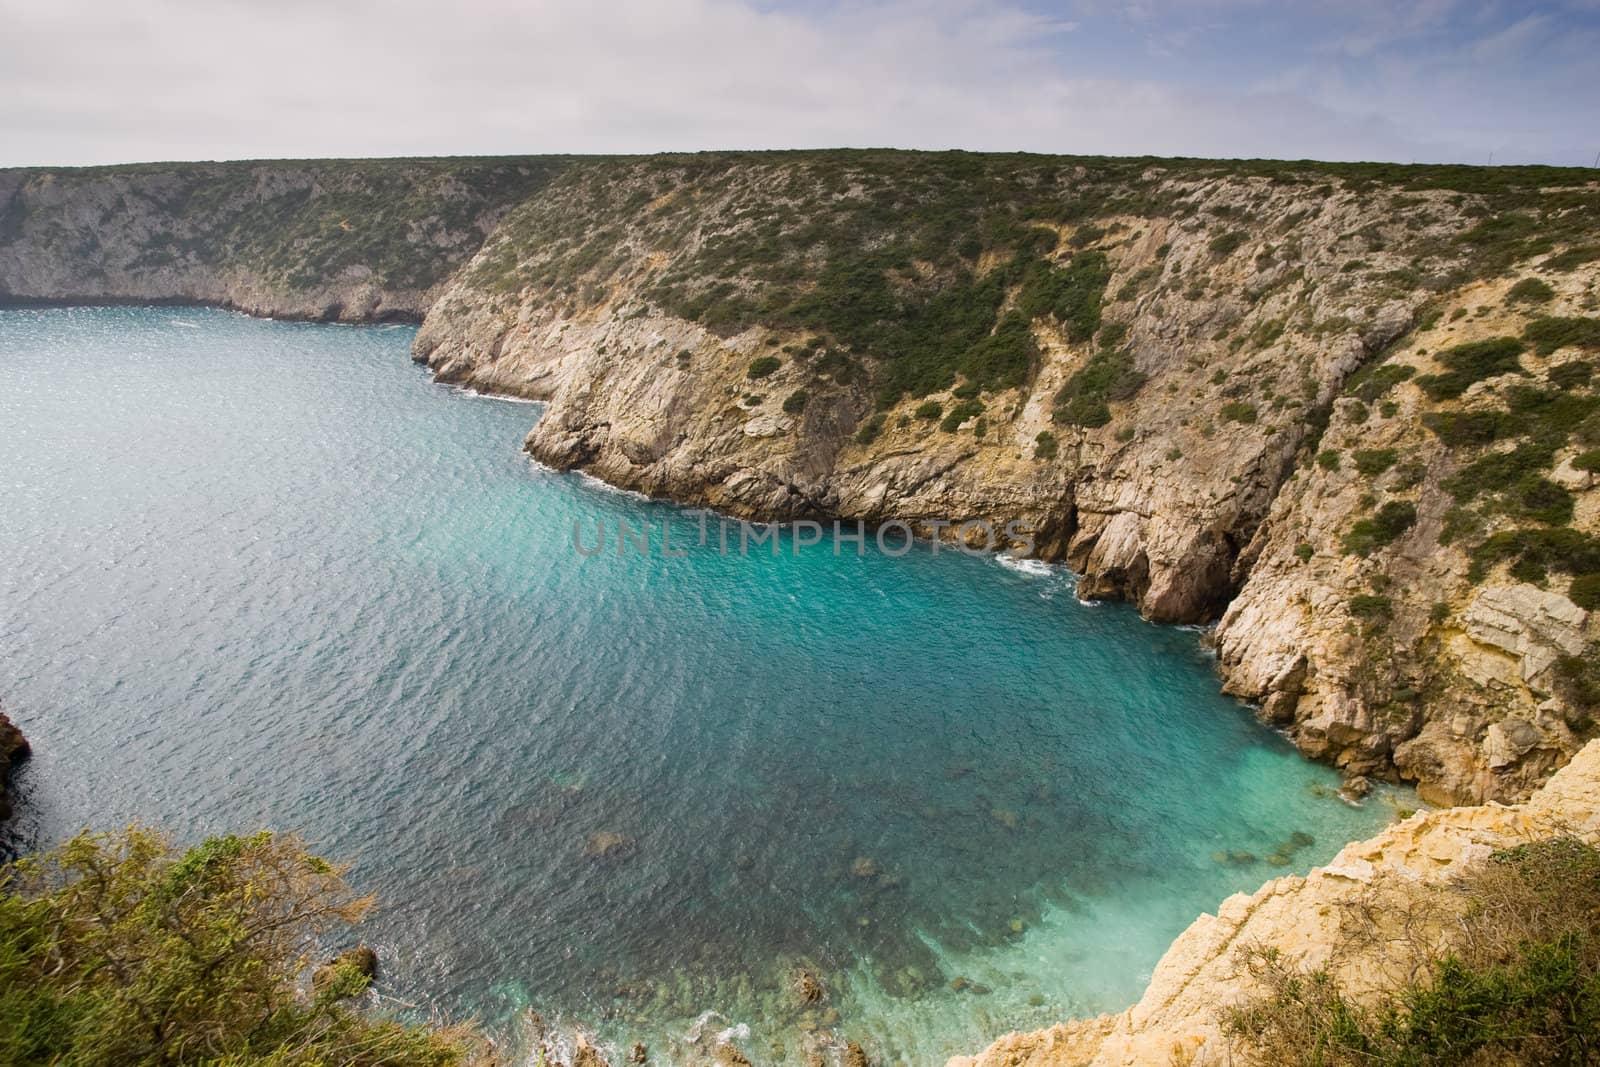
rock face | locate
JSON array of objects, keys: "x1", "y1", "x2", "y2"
[
  {"x1": 0, "y1": 709, "x2": 29, "y2": 823},
  {"x1": 947, "y1": 737, "x2": 1600, "y2": 1067},
  {"x1": 414, "y1": 153, "x2": 1600, "y2": 805},
  {"x1": 0, "y1": 158, "x2": 560, "y2": 322},
  {"x1": 5, "y1": 151, "x2": 1599, "y2": 806}
]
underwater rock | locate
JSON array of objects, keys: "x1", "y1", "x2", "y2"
[
  {"x1": 1341, "y1": 775, "x2": 1373, "y2": 800},
  {"x1": 949, "y1": 976, "x2": 969, "y2": 992},
  {"x1": 628, "y1": 1042, "x2": 647, "y2": 1063},
  {"x1": 793, "y1": 969, "x2": 826, "y2": 1005},
  {"x1": 990, "y1": 807, "x2": 1019, "y2": 830},
  {"x1": 573, "y1": 1034, "x2": 609, "y2": 1067},
  {"x1": 843, "y1": 1041, "x2": 871, "y2": 1067},
  {"x1": 850, "y1": 855, "x2": 878, "y2": 878},
  {"x1": 585, "y1": 830, "x2": 636, "y2": 860}
]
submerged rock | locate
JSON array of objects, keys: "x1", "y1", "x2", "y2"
[
  {"x1": 850, "y1": 855, "x2": 878, "y2": 878},
  {"x1": 584, "y1": 830, "x2": 636, "y2": 860},
  {"x1": 793, "y1": 969, "x2": 826, "y2": 1005}
]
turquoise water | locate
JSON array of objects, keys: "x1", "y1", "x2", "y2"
[{"x1": 0, "y1": 307, "x2": 1404, "y2": 1065}]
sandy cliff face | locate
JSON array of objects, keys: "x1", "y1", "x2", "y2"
[
  {"x1": 948, "y1": 736, "x2": 1600, "y2": 1067},
  {"x1": 0, "y1": 159, "x2": 559, "y2": 322},
  {"x1": 414, "y1": 154, "x2": 1600, "y2": 805}
]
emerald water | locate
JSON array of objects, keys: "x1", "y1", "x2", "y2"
[{"x1": 0, "y1": 307, "x2": 1404, "y2": 1064}]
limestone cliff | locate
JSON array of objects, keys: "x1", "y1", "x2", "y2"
[
  {"x1": 413, "y1": 152, "x2": 1600, "y2": 805},
  {"x1": 947, "y1": 736, "x2": 1600, "y2": 1067},
  {"x1": 0, "y1": 158, "x2": 561, "y2": 322},
  {"x1": 4, "y1": 151, "x2": 1598, "y2": 806}
]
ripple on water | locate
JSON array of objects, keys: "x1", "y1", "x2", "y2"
[{"x1": 0, "y1": 306, "x2": 1408, "y2": 1064}]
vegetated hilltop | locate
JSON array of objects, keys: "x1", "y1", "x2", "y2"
[
  {"x1": 415, "y1": 150, "x2": 1600, "y2": 806},
  {"x1": 4, "y1": 150, "x2": 1599, "y2": 806},
  {"x1": 0, "y1": 156, "x2": 564, "y2": 321}
]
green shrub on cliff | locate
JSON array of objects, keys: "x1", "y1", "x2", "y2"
[
  {"x1": 0, "y1": 828, "x2": 474, "y2": 1067},
  {"x1": 1224, "y1": 837, "x2": 1600, "y2": 1067},
  {"x1": 1524, "y1": 316, "x2": 1600, "y2": 357},
  {"x1": 1342, "y1": 501, "x2": 1417, "y2": 556},
  {"x1": 747, "y1": 356, "x2": 782, "y2": 379},
  {"x1": 1417, "y1": 337, "x2": 1526, "y2": 400},
  {"x1": 1052, "y1": 347, "x2": 1145, "y2": 428}
]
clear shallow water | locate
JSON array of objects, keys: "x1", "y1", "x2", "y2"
[{"x1": 0, "y1": 307, "x2": 1405, "y2": 1065}]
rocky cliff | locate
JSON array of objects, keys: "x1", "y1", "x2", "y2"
[
  {"x1": 413, "y1": 151, "x2": 1600, "y2": 806},
  {"x1": 947, "y1": 735, "x2": 1600, "y2": 1067},
  {"x1": 0, "y1": 157, "x2": 562, "y2": 321},
  {"x1": 0, "y1": 709, "x2": 29, "y2": 823},
  {"x1": 5, "y1": 151, "x2": 1599, "y2": 807}
]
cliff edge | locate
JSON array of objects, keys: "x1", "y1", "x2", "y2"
[{"x1": 948, "y1": 735, "x2": 1600, "y2": 1067}]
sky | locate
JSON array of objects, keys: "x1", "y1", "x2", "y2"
[{"x1": 1, "y1": 0, "x2": 1597, "y2": 168}]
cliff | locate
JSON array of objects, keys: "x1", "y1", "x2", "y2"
[
  {"x1": 947, "y1": 735, "x2": 1600, "y2": 1067},
  {"x1": 0, "y1": 157, "x2": 562, "y2": 321},
  {"x1": 4, "y1": 151, "x2": 1599, "y2": 806},
  {"x1": 413, "y1": 151, "x2": 1600, "y2": 807},
  {"x1": 0, "y1": 709, "x2": 29, "y2": 823}
]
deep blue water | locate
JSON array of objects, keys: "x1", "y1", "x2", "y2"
[{"x1": 0, "y1": 307, "x2": 1405, "y2": 1064}]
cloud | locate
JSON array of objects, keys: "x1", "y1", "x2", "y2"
[{"x1": 0, "y1": 0, "x2": 1591, "y2": 167}]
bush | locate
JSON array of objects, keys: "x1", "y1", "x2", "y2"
[
  {"x1": 1469, "y1": 527, "x2": 1600, "y2": 583},
  {"x1": 1343, "y1": 501, "x2": 1417, "y2": 556},
  {"x1": 1353, "y1": 448, "x2": 1399, "y2": 477},
  {"x1": 1550, "y1": 361, "x2": 1594, "y2": 390},
  {"x1": 1348, "y1": 594, "x2": 1393, "y2": 620},
  {"x1": 1424, "y1": 409, "x2": 1512, "y2": 447},
  {"x1": 1571, "y1": 575, "x2": 1600, "y2": 611},
  {"x1": 1209, "y1": 231, "x2": 1248, "y2": 257},
  {"x1": 1034, "y1": 431, "x2": 1059, "y2": 460},
  {"x1": 1016, "y1": 251, "x2": 1111, "y2": 343},
  {"x1": 1052, "y1": 347, "x2": 1145, "y2": 428},
  {"x1": 1417, "y1": 337, "x2": 1526, "y2": 400},
  {"x1": 1222, "y1": 401, "x2": 1258, "y2": 424},
  {"x1": 1506, "y1": 277, "x2": 1555, "y2": 304},
  {"x1": 940, "y1": 399, "x2": 984, "y2": 433},
  {"x1": 1294, "y1": 543, "x2": 1314, "y2": 562},
  {"x1": 1524, "y1": 316, "x2": 1600, "y2": 356},
  {"x1": 914, "y1": 399, "x2": 943, "y2": 420},
  {"x1": 1317, "y1": 450, "x2": 1342, "y2": 471},
  {"x1": 1503, "y1": 475, "x2": 1575, "y2": 525},
  {"x1": 747, "y1": 355, "x2": 782, "y2": 379},
  {"x1": 1574, "y1": 449, "x2": 1600, "y2": 473},
  {"x1": 782, "y1": 390, "x2": 808, "y2": 414},
  {"x1": 855, "y1": 413, "x2": 886, "y2": 445},
  {"x1": 1345, "y1": 362, "x2": 1416, "y2": 403},
  {"x1": 1224, "y1": 837, "x2": 1600, "y2": 1067},
  {"x1": 0, "y1": 828, "x2": 473, "y2": 1067}
]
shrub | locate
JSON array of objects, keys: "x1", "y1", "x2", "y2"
[
  {"x1": 747, "y1": 355, "x2": 782, "y2": 379},
  {"x1": 1524, "y1": 316, "x2": 1600, "y2": 356},
  {"x1": 1016, "y1": 251, "x2": 1111, "y2": 343},
  {"x1": 1034, "y1": 431, "x2": 1059, "y2": 460},
  {"x1": 1345, "y1": 362, "x2": 1416, "y2": 403},
  {"x1": 1424, "y1": 409, "x2": 1512, "y2": 447},
  {"x1": 782, "y1": 390, "x2": 808, "y2": 414},
  {"x1": 1209, "y1": 231, "x2": 1247, "y2": 257},
  {"x1": 1343, "y1": 501, "x2": 1417, "y2": 556},
  {"x1": 1353, "y1": 448, "x2": 1399, "y2": 477},
  {"x1": 1505, "y1": 277, "x2": 1555, "y2": 304},
  {"x1": 1052, "y1": 347, "x2": 1145, "y2": 427},
  {"x1": 1469, "y1": 527, "x2": 1600, "y2": 583},
  {"x1": 1294, "y1": 543, "x2": 1314, "y2": 562},
  {"x1": 1503, "y1": 475, "x2": 1575, "y2": 525},
  {"x1": 0, "y1": 828, "x2": 474, "y2": 1067},
  {"x1": 1223, "y1": 837, "x2": 1600, "y2": 1067},
  {"x1": 1445, "y1": 441, "x2": 1557, "y2": 503},
  {"x1": 1222, "y1": 401, "x2": 1258, "y2": 424},
  {"x1": 1574, "y1": 449, "x2": 1600, "y2": 473},
  {"x1": 941, "y1": 399, "x2": 984, "y2": 433},
  {"x1": 1417, "y1": 338, "x2": 1526, "y2": 400},
  {"x1": 1316, "y1": 450, "x2": 1342, "y2": 471},
  {"x1": 1550, "y1": 361, "x2": 1594, "y2": 390},
  {"x1": 1571, "y1": 575, "x2": 1600, "y2": 611},
  {"x1": 1348, "y1": 594, "x2": 1393, "y2": 620},
  {"x1": 855, "y1": 413, "x2": 886, "y2": 445},
  {"x1": 914, "y1": 399, "x2": 943, "y2": 420}
]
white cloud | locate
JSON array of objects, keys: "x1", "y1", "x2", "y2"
[{"x1": 0, "y1": 0, "x2": 1587, "y2": 167}]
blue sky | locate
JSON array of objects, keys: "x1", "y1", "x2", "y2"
[{"x1": 1, "y1": 0, "x2": 1596, "y2": 167}]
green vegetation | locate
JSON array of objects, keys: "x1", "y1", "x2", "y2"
[
  {"x1": 1469, "y1": 527, "x2": 1600, "y2": 585},
  {"x1": 1208, "y1": 231, "x2": 1247, "y2": 257},
  {"x1": 1353, "y1": 448, "x2": 1399, "y2": 477},
  {"x1": 0, "y1": 827, "x2": 473, "y2": 1067},
  {"x1": 1225, "y1": 837, "x2": 1600, "y2": 1067},
  {"x1": 1034, "y1": 431, "x2": 1059, "y2": 460},
  {"x1": 1052, "y1": 345, "x2": 1146, "y2": 427},
  {"x1": 914, "y1": 399, "x2": 943, "y2": 420},
  {"x1": 1348, "y1": 594, "x2": 1393, "y2": 620},
  {"x1": 1317, "y1": 450, "x2": 1342, "y2": 471},
  {"x1": 854, "y1": 413, "x2": 886, "y2": 445},
  {"x1": 940, "y1": 399, "x2": 984, "y2": 433},
  {"x1": 747, "y1": 356, "x2": 781, "y2": 379},
  {"x1": 1505, "y1": 277, "x2": 1555, "y2": 304},
  {"x1": 1343, "y1": 501, "x2": 1417, "y2": 556},
  {"x1": 782, "y1": 390, "x2": 808, "y2": 415},
  {"x1": 1221, "y1": 401, "x2": 1259, "y2": 424},
  {"x1": 1345, "y1": 361, "x2": 1416, "y2": 404},
  {"x1": 1417, "y1": 338, "x2": 1526, "y2": 400},
  {"x1": 1524, "y1": 316, "x2": 1600, "y2": 357},
  {"x1": 1294, "y1": 543, "x2": 1314, "y2": 562}
]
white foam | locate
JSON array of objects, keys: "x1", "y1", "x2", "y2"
[{"x1": 994, "y1": 555, "x2": 1054, "y2": 578}]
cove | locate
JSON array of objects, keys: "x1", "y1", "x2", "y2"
[{"x1": 0, "y1": 307, "x2": 1406, "y2": 1065}]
